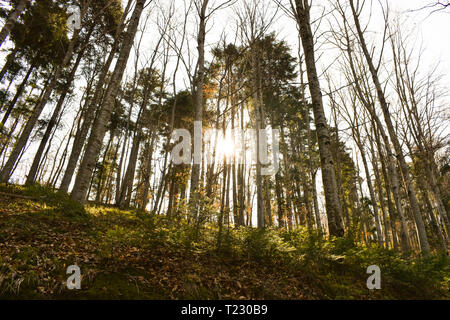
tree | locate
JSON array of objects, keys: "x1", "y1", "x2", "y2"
[
  {"x1": 348, "y1": 0, "x2": 430, "y2": 254},
  {"x1": 71, "y1": 0, "x2": 148, "y2": 203},
  {"x1": 0, "y1": 0, "x2": 76, "y2": 182},
  {"x1": 288, "y1": 0, "x2": 345, "y2": 236},
  {"x1": 59, "y1": 0, "x2": 129, "y2": 193},
  {"x1": 25, "y1": 0, "x2": 123, "y2": 184}
]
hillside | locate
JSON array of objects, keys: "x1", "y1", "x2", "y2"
[{"x1": 0, "y1": 185, "x2": 448, "y2": 300}]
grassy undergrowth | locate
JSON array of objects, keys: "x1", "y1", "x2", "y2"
[{"x1": 0, "y1": 184, "x2": 448, "y2": 299}]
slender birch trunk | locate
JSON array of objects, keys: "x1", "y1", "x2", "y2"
[{"x1": 291, "y1": 0, "x2": 344, "y2": 236}]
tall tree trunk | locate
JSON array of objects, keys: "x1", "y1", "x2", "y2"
[
  {"x1": 71, "y1": 0, "x2": 146, "y2": 203},
  {"x1": 293, "y1": 0, "x2": 344, "y2": 236},
  {"x1": 237, "y1": 103, "x2": 246, "y2": 227},
  {"x1": 189, "y1": 0, "x2": 209, "y2": 210},
  {"x1": 253, "y1": 48, "x2": 265, "y2": 229}
]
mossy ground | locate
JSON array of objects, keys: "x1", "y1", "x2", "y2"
[{"x1": 0, "y1": 184, "x2": 448, "y2": 300}]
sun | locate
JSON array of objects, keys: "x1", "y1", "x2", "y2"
[{"x1": 218, "y1": 135, "x2": 235, "y2": 158}]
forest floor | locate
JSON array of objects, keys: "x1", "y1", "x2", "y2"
[{"x1": 0, "y1": 184, "x2": 448, "y2": 300}]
